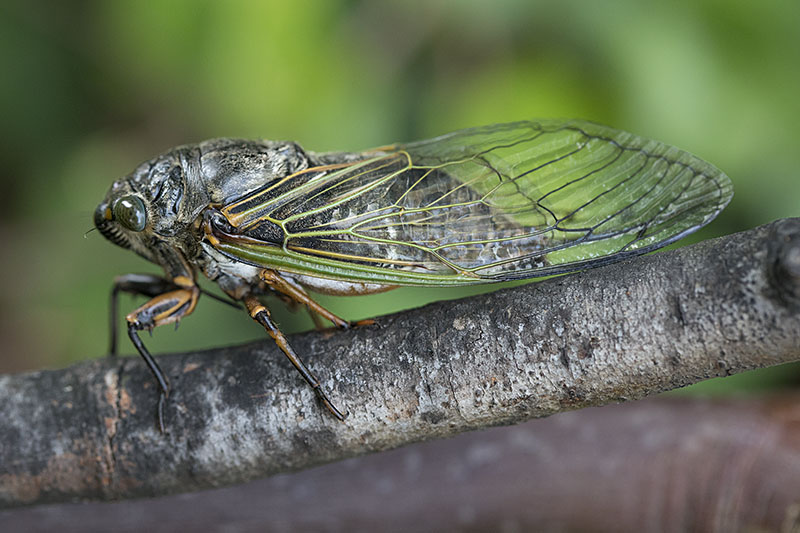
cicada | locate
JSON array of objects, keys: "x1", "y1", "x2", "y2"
[{"x1": 94, "y1": 120, "x2": 733, "y2": 429}]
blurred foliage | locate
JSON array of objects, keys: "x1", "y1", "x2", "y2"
[{"x1": 0, "y1": 0, "x2": 797, "y2": 393}]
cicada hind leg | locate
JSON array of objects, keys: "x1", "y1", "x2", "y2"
[
  {"x1": 239, "y1": 269, "x2": 385, "y2": 421},
  {"x1": 243, "y1": 295, "x2": 347, "y2": 421},
  {"x1": 259, "y1": 269, "x2": 374, "y2": 330}
]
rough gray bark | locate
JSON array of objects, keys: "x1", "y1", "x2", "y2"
[
  {"x1": 4, "y1": 395, "x2": 800, "y2": 532},
  {"x1": 0, "y1": 218, "x2": 798, "y2": 508}
]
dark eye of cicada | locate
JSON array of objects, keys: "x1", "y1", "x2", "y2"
[{"x1": 112, "y1": 195, "x2": 147, "y2": 232}]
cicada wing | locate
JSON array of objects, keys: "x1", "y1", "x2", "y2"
[{"x1": 211, "y1": 120, "x2": 733, "y2": 284}]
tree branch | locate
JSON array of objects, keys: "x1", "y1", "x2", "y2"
[
  {"x1": 1, "y1": 219, "x2": 798, "y2": 507},
  {"x1": 4, "y1": 395, "x2": 800, "y2": 531}
]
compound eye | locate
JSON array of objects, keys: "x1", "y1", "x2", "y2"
[{"x1": 112, "y1": 195, "x2": 147, "y2": 232}]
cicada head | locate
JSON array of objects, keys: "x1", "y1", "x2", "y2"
[{"x1": 94, "y1": 145, "x2": 207, "y2": 265}]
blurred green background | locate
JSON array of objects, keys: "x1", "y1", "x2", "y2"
[{"x1": 0, "y1": 0, "x2": 797, "y2": 392}]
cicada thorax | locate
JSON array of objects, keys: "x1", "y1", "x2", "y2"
[{"x1": 195, "y1": 138, "x2": 313, "y2": 206}]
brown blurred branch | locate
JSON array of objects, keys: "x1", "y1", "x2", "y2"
[{"x1": 0, "y1": 219, "x2": 798, "y2": 508}]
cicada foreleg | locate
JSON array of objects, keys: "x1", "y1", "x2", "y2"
[
  {"x1": 109, "y1": 274, "x2": 183, "y2": 356},
  {"x1": 123, "y1": 276, "x2": 200, "y2": 432},
  {"x1": 259, "y1": 269, "x2": 374, "y2": 329},
  {"x1": 243, "y1": 295, "x2": 347, "y2": 421}
]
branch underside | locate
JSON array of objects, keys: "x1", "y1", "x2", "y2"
[{"x1": 0, "y1": 219, "x2": 798, "y2": 508}]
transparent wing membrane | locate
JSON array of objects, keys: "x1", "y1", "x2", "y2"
[{"x1": 213, "y1": 120, "x2": 733, "y2": 284}]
